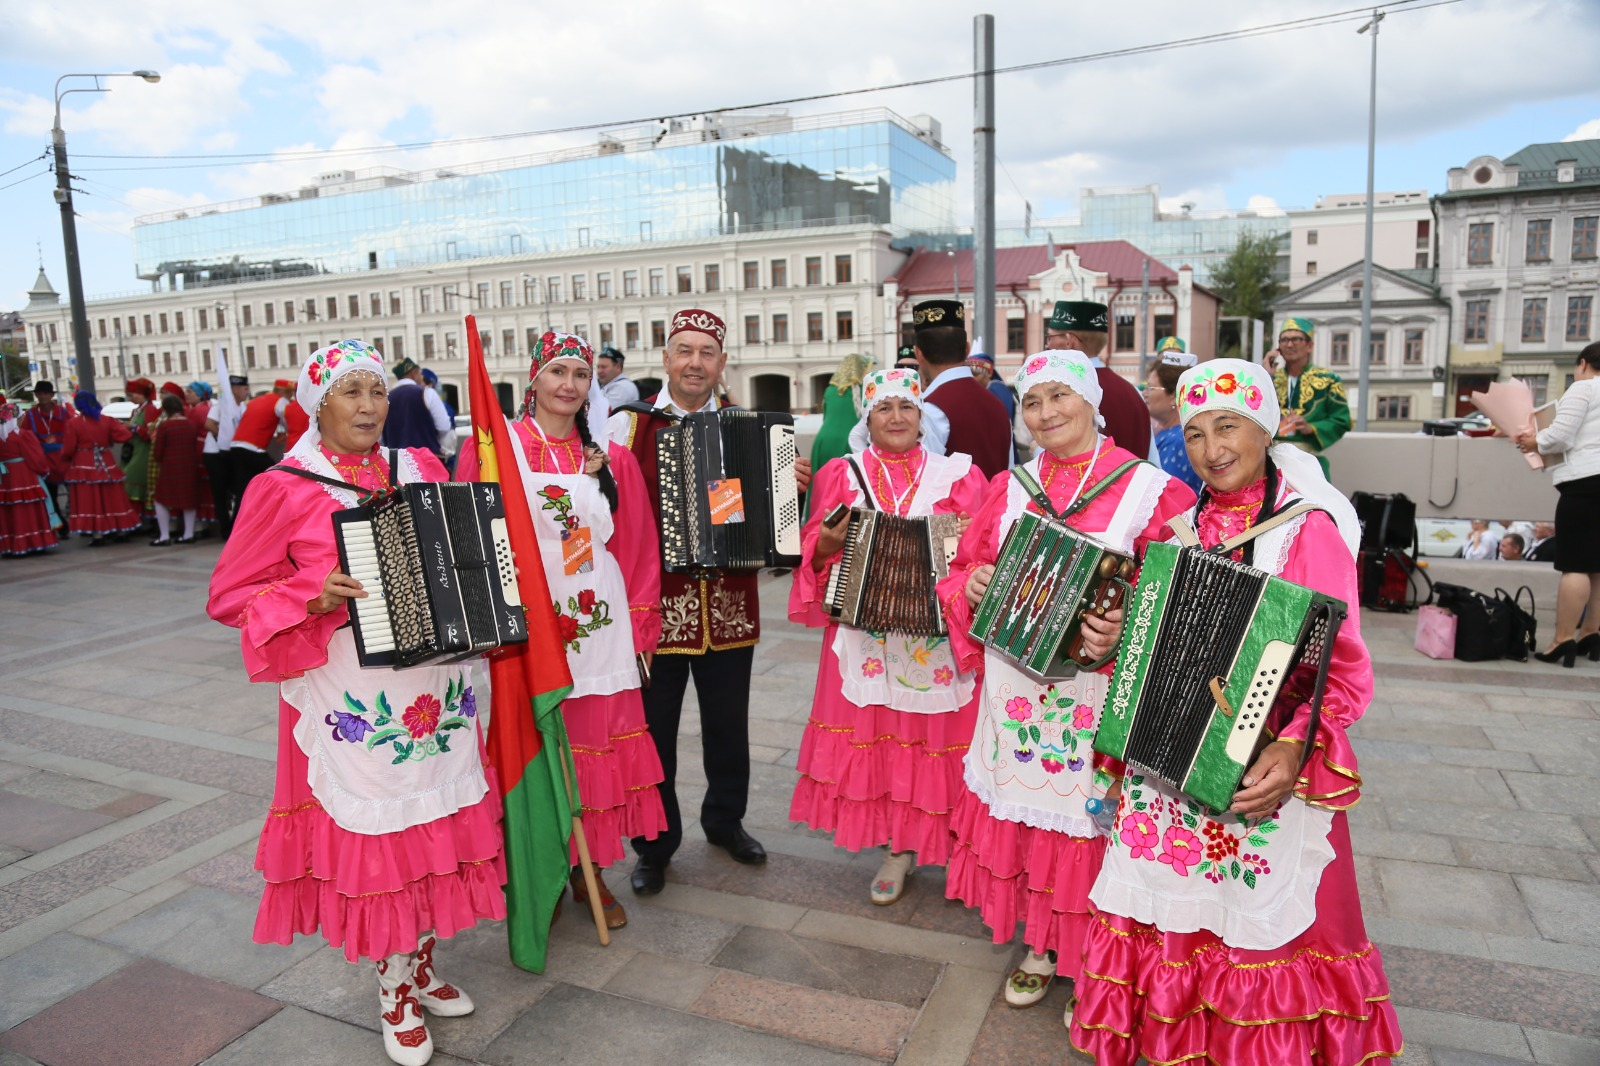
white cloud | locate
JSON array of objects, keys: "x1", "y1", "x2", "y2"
[
  {"x1": 1563, "y1": 118, "x2": 1600, "y2": 142},
  {"x1": 1245, "y1": 195, "x2": 1286, "y2": 217}
]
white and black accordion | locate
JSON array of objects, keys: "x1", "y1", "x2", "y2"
[
  {"x1": 1094, "y1": 538, "x2": 1346, "y2": 811},
  {"x1": 823, "y1": 509, "x2": 963, "y2": 636},
  {"x1": 332, "y1": 482, "x2": 527, "y2": 668},
  {"x1": 655, "y1": 409, "x2": 801, "y2": 572}
]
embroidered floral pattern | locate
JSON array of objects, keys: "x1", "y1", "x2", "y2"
[
  {"x1": 328, "y1": 677, "x2": 474, "y2": 764},
  {"x1": 862, "y1": 657, "x2": 885, "y2": 678},
  {"x1": 708, "y1": 583, "x2": 754, "y2": 641},
  {"x1": 932, "y1": 665, "x2": 954, "y2": 686},
  {"x1": 538, "y1": 484, "x2": 581, "y2": 530},
  {"x1": 992, "y1": 682, "x2": 1099, "y2": 768},
  {"x1": 1110, "y1": 774, "x2": 1283, "y2": 889},
  {"x1": 553, "y1": 589, "x2": 614, "y2": 653},
  {"x1": 661, "y1": 586, "x2": 701, "y2": 644}
]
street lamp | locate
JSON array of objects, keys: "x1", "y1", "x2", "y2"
[
  {"x1": 1355, "y1": 12, "x2": 1382, "y2": 431},
  {"x1": 52, "y1": 70, "x2": 161, "y2": 398}
]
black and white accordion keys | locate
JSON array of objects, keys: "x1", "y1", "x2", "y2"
[
  {"x1": 656, "y1": 409, "x2": 801, "y2": 572},
  {"x1": 823, "y1": 510, "x2": 963, "y2": 636},
  {"x1": 333, "y1": 481, "x2": 527, "y2": 668}
]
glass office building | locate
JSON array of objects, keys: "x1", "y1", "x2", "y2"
[{"x1": 132, "y1": 109, "x2": 955, "y2": 287}]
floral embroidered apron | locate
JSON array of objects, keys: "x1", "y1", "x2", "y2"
[
  {"x1": 279, "y1": 445, "x2": 487, "y2": 836},
  {"x1": 964, "y1": 456, "x2": 1165, "y2": 838},
  {"x1": 832, "y1": 449, "x2": 974, "y2": 714},
  {"x1": 1089, "y1": 502, "x2": 1337, "y2": 950}
]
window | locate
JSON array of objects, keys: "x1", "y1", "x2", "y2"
[
  {"x1": 625, "y1": 321, "x2": 640, "y2": 349},
  {"x1": 179, "y1": 351, "x2": 188, "y2": 372},
  {"x1": 901, "y1": 322, "x2": 916, "y2": 350},
  {"x1": 371, "y1": 337, "x2": 383, "y2": 355},
  {"x1": 806, "y1": 312, "x2": 824, "y2": 342},
  {"x1": 1114, "y1": 314, "x2": 1136, "y2": 351},
  {"x1": 623, "y1": 270, "x2": 639, "y2": 297},
  {"x1": 1154, "y1": 313, "x2": 1174, "y2": 340},
  {"x1": 445, "y1": 332, "x2": 457, "y2": 357},
  {"x1": 162, "y1": 352, "x2": 171, "y2": 372},
  {"x1": 599, "y1": 323, "x2": 614, "y2": 347},
  {"x1": 546, "y1": 277, "x2": 561, "y2": 303},
  {"x1": 743, "y1": 261, "x2": 759, "y2": 289},
  {"x1": 1369, "y1": 332, "x2": 1387, "y2": 365},
  {"x1": 1415, "y1": 252, "x2": 1429, "y2": 269},
  {"x1": 1307, "y1": 229, "x2": 1319, "y2": 246},
  {"x1": 478, "y1": 329, "x2": 491, "y2": 353},
  {"x1": 144, "y1": 315, "x2": 154, "y2": 334},
  {"x1": 502, "y1": 329, "x2": 514, "y2": 356},
  {"x1": 197, "y1": 309, "x2": 208, "y2": 331},
  {"x1": 573, "y1": 323, "x2": 588, "y2": 341},
  {"x1": 282, "y1": 302, "x2": 295, "y2": 324},
  {"x1": 676, "y1": 266, "x2": 692, "y2": 294},
  {"x1": 1518, "y1": 375, "x2": 1549, "y2": 407},
  {"x1": 648, "y1": 269, "x2": 663, "y2": 297},
  {"x1": 523, "y1": 277, "x2": 538, "y2": 306},
  {"x1": 159, "y1": 313, "x2": 168, "y2": 333},
  {"x1": 327, "y1": 297, "x2": 339, "y2": 320},
  {"x1": 1526, "y1": 219, "x2": 1553, "y2": 262},
  {"x1": 1375, "y1": 395, "x2": 1411, "y2": 420},
  {"x1": 1416, "y1": 218, "x2": 1431, "y2": 247},
  {"x1": 1007, "y1": 318, "x2": 1026, "y2": 352},
  {"x1": 650, "y1": 320, "x2": 666, "y2": 348},
  {"x1": 1403, "y1": 329, "x2": 1424, "y2": 365},
  {"x1": 1331, "y1": 331, "x2": 1351, "y2": 366},
  {"x1": 1464, "y1": 299, "x2": 1489, "y2": 342},
  {"x1": 422, "y1": 333, "x2": 435, "y2": 358},
  {"x1": 1306, "y1": 261, "x2": 1318, "y2": 276},
  {"x1": 745, "y1": 316, "x2": 761, "y2": 344},
  {"x1": 266, "y1": 344, "x2": 277, "y2": 367},
  {"x1": 473, "y1": 283, "x2": 487, "y2": 309},
  {"x1": 704, "y1": 264, "x2": 719, "y2": 292},
  {"x1": 771, "y1": 259, "x2": 787, "y2": 288},
  {"x1": 287, "y1": 343, "x2": 298, "y2": 364},
  {"x1": 372, "y1": 292, "x2": 383, "y2": 316},
  {"x1": 306, "y1": 298, "x2": 318, "y2": 320},
  {"x1": 1574, "y1": 217, "x2": 1599, "y2": 260},
  {"x1": 805, "y1": 257, "x2": 822, "y2": 286},
  {"x1": 97, "y1": 318, "x2": 107, "y2": 339},
  {"x1": 390, "y1": 291, "x2": 401, "y2": 315},
  {"x1": 418, "y1": 288, "x2": 432, "y2": 313},
  {"x1": 1569, "y1": 295, "x2": 1593, "y2": 341},
  {"x1": 835, "y1": 310, "x2": 854, "y2": 341},
  {"x1": 390, "y1": 336, "x2": 404, "y2": 359},
  {"x1": 597, "y1": 273, "x2": 611, "y2": 299},
  {"x1": 772, "y1": 314, "x2": 788, "y2": 343},
  {"x1": 835, "y1": 255, "x2": 853, "y2": 284},
  {"x1": 216, "y1": 308, "x2": 225, "y2": 329},
  {"x1": 126, "y1": 315, "x2": 137, "y2": 336},
  {"x1": 443, "y1": 286, "x2": 457, "y2": 312},
  {"x1": 571, "y1": 276, "x2": 586, "y2": 301},
  {"x1": 526, "y1": 328, "x2": 538, "y2": 355},
  {"x1": 1522, "y1": 297, "x2": 1547, "y2": 342},
  {"x1": 1467, "y1": 222, "x2": 1494, "y2": 265},
  {"x1": 174, "y1": 311, "x2": 184, "y2": 332}
]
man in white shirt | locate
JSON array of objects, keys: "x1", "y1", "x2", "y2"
[
  {"x1": 597, "y1": 346, "x2": 640, "y2": 407},
  {"x1": 205, "y1": 363, "x2": 250, "y2": 537}
]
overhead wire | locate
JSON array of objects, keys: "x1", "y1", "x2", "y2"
[{"x1": 69, "y1": 0, "x2": 1467, "y2": 175}]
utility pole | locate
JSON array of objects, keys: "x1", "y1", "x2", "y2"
[
  {"x1": 1356, "y1": 9, "x2": 1384, "y2": 431},
  {"x1": 973, "y1": 13, "x2": 996, "y2": 360},
  {"x1": 1136, "y1": 257, "x2": 1151, "y2": 379},
  {"x1": 115, "y1": 321, "x2": 127, "y2": 385}
]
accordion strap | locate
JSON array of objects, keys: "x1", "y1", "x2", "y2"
[
  {"x1": 1013, "y1": 458, "x2": 1144, "y2": 520},
  {"x1": 613, "y1": 400, "x2": 677, "y2": 423},
  {"x1": 271, "y1": 449, "x2": 399, "y2": 503},
  {"x1": 1289, "y1": 601, "x2": 1343, "y2": 779},
  {"x1": 843, "y1": 457, "x2": 876, "y2": 511}
]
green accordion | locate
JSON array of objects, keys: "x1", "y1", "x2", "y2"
[
  {"x1": 967, "y1": 511, "x2": 1136, "y2": 682},
  {"x1": 1094, "y1": 540, "x2": 1346, "y2": 812}
]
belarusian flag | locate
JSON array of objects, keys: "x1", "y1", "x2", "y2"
[{"x1": 465, "y1": 314, "x2": 577, "y2": 973}]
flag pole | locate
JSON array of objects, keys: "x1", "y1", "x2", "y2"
[{"x1": 561, "y1": 756, "x2": 609, "y2": 946}]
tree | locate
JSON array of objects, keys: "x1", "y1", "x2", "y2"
[{"x1": 1208, "y1": 231, "x2": 1287, "y2": 322}]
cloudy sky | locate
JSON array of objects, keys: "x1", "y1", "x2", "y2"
[{"x1": 2, "y1": 0, "x2": 1597, "y2": 308}]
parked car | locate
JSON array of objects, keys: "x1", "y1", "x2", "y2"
[
  {"x1": 101, "y1": 400, "x2": 137, "y2": 423},
  {"x1": 1419, "y1": 414, "x2": 1495, "y2": 437}
]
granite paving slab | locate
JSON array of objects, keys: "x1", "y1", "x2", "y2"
[
  {"x1": 97, "y1": 884, "x2": 320, "y2": 989},
  {"x1": 600, "y1": 950, "x2": 719, "y2": 1010},
  {"x1": 1515, "y1": 875, "x2": 1600, "y2": 948},
  {"x1": 710, "y1": 926, "x2": 944, "y2": 1008},
  {"x1": 690, "y1": 968, "x2": 919, "y2": 1059},
  {"x1": 200, "y1": 1006, "x2": 478, "y2": 1066},
  {"x1": 1, "y1": 771, "x2": 147, "y2": 814},
  {"x1": 0, "y1": 793, "x2": 114, "y2": 853},
  {"x1": 0, "y1": 932, "x2": 132, "y2": 1033},
  {"x1": 1382, "y1": 944, "x2": 1600, "y2": 1038},
  {"x1": 1378, "y1": 859, "x2": 1536, "y2": 936}
]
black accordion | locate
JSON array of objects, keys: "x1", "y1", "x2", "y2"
[
  {"x1": 333, "y1": 482, "x2": 527, "y2": 668},
  {"x1": 655, "y1": 409, "x2": 802, "y2": 572},
  {"x1": 823, "y1": 510, "x2": 963, "y2": 636}
]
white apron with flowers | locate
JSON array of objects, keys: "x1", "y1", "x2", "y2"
[
  {"x1": 281, "y1": 446, "x2": 488, "y2": 837},
  {"x1": 965, "y1": 456, "x2": 1166, "y2": 838},
  {"x1": 832, "y1": 449, "x2": 974, "y2": 714},
  {"x1": 1088, "y1": 499, "x2": 1337, "y2": 950}
]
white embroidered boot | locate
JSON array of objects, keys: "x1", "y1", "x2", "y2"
[
  {"x1": 1004, "y1": 950, "x2": 1056, "y2": 1008},
  {"x1": 412, "y1": 934, "x2": 475, "y2": 1017},
  {"x1": 375, "y1": 951, "x2": 433, "y2": 1066},
  {"x1": 870, "y1": 849, "x2": 915, "y2": 905}
]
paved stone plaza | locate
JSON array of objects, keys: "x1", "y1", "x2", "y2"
[{"x1": 0, "y1": 538, "x2": 1596, "y2": 1065}]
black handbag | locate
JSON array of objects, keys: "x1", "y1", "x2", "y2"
[
  {"x1": 1431, "y1": 582, "x2": 1509, "y2": 662},
  {"x1": 1494, "y1": 586, "x2": 1538, "y2": 662}
]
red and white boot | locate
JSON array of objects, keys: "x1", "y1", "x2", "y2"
[
  {"x1": 412, "y1": 935, "x2": 474, "y2": 1017},
  {"x1": 375, "y1": 952, "x2": 433, "y2": 1066}
]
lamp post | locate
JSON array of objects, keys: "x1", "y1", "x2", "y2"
[
  {"x1": 1355, "y1": 12, "x2": 1382, "y2": 431},
  {"x1": 52, "y1": 70, "x2": 161, "y2": 398}
]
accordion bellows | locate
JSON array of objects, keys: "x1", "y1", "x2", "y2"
[
  {"x1": 1095, "y1": 541, "x2": 1345, "y2": 811},
  {"x1": 824, "y1": 510, "x2": 963, "y2": 637},
  {"x1": 655, "y1": 410, "x2": 801, "y2": 572},
  {"x1": 333, "y1": 482, "x2": 527, "y2": 668}
]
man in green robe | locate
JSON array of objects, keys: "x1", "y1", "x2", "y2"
[{"x1": 1268, "y1": 317, "x2": 1350, "y2": 474}]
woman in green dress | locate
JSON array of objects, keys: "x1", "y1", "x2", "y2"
[
  {"x1": 121, "y1": 378, "x2": 159, "y2": 517},
  {"x1": 807, "y1": 354, "x2": 874, "y2": 517}
]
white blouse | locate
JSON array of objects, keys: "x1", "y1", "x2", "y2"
[{"x1": 1536, "y1": 377, "x2": 1600, "y2": 485}]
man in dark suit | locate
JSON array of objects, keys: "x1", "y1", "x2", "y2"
[{"x1": 1044, "y1": 300, "x2": 1151, "y2": 459}]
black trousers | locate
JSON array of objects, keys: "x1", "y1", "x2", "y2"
[
  {"x1": 231, "y1": 449, "x2": 274, "y2": 511},
  {"x1": 631, "y1": 644, "x2": 754, "y2": 862},
  {"x1": 203, "y1": 452, "x2": 236, "y2": 537}
]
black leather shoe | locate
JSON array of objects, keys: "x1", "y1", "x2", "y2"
[
  {"x1": 629, "y1": 856, "x2": 668, "y2": 895},
  {"x1": 705, "y1": 826, "x2": 767, "y2": 865}
]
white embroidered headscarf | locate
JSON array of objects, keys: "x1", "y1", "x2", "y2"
[
  {"x1": 286, "y1": 339, "x2": 392, "y2": 486},
  {"x1": 1176, "y1": 358, "x2": 1360, "y2": 557},
  {"x1": 1013, "y1": 349, "x2": 1105, "y2": 429}
]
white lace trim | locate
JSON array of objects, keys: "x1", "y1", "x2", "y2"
[
  {"x1": 283, "y1": 440, "x2": 427, "y2": 508},
  {"x1": 962, "y1": 754, "x2": 1100, "y2": 839}
]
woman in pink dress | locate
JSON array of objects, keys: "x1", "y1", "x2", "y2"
[
  {"x1": 1071, "y1": 359, "x2": 1401, "y2": 1065},
  {"x1": 0, "y1": 401, "x2": 58, "y2": 556},
  {"x1": 937, "y1": 350, "x2": 1196, "y2": 1020},
  {"x1": 59, "y1": 391, "x2": 141, "y2": 546},
  {"x1": 208, "y1": 340, "x2": 504, "y2": 1066},
  {"x1": 458, "y1": 330, "x2": 666, "y2": 929},
  {"x1": 789, "y1": 368, "x2": 989, "y2": 904}
]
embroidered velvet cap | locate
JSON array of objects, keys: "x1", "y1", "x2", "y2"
[
  {"x1": 392, "y1": 357, "x2": 419, "y2": 378},
  {"x1": 911, "y1": 299, "x2": 964, "y2": 333},
  {"x1": 1278, "y1": 317, "x2": 1315, "y2": 340},
  {"x1": 1156, "y1": 336, "x2": 1187, "y2": 354},
  {"x1": 228, "y1": 374, "x2": 249, "y2": 387},
  {"x1": 1046, "y1": 300, "x2": 1109, "y2": 333},
  {"x1": 668, "y1": 308, "x2": 726, "y2": 347}
]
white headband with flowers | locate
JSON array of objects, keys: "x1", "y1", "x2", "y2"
[
  {"x1": 1175, "y1": 358, "x2": 1281, "y2": 436},
  {"x1": 1014, "y1": 349, "x2": 1105, "y2": 428},
  {"x1": 861, "y1": 368, "x2": 922, "y2": 413}
]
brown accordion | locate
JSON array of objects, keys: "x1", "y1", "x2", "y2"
[{"x1": 823, "y1": 510, "x2": 963, "y2": 636}]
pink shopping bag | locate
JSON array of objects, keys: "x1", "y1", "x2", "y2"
[{"x1": 1414, "y1": 604, "x2": 1456, "y2": 659}]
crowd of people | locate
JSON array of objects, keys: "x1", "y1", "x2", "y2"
[{"x1": 188, "y1": 295, "x2": 1406, "y2": 1066}]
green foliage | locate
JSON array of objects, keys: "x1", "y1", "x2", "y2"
[{"x1": 1208, "y1": 232, "x2": 1287, "y2": 321}]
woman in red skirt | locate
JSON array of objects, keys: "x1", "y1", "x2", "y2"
[
  {"x1": 59, "y1": 391, "x2": 140, "y2": 546},
  {"x1": 151, "y1": 392, "x2": 202, "y2": 545},
  {"x1": 0, "y1": 401, "x2": 59, "y2": 556}
]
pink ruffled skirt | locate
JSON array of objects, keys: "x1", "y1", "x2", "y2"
[
  {"x1": 1070, "y1": 814, "x2": 1403, "y2": 1065},
  {"x1": 0, "y1": 480, "x2": 55, "y2": 556},
  {"x1": 564, "y1": 688, "x2": 667, "y2": 868},
  {"x1": 789, "y1": 637, "x2": 976, "y2": 864},
  {"x1": 944, "y1": 786, "x2": 1107, "y2": 983},
  {"x1": 255, "y1": 699, "x2": 508, "y2": 962}
]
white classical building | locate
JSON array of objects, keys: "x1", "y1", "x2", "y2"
[
  {"x1": 1434, "y1": 139, "x2": 1600, "y2": 414},
  {"x1": 1285, "y1": 190, "x2": 1434, "y2": 292}
]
